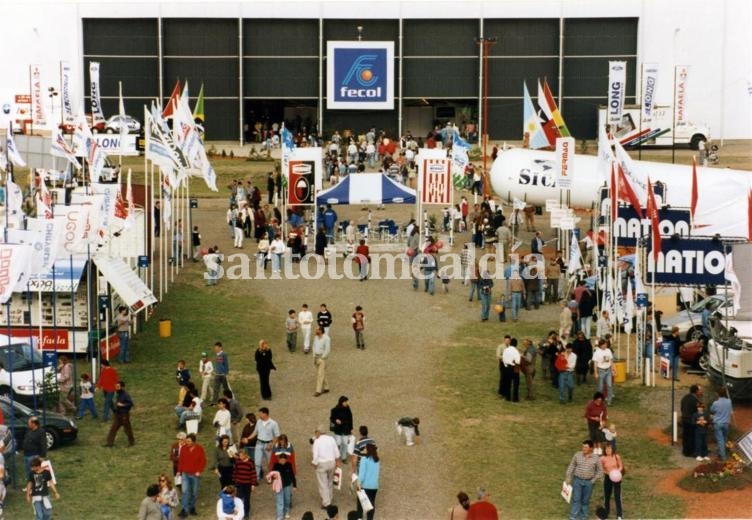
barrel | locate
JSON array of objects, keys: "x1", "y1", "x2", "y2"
[
  {"x1": 613, "y1": 360, "x2": 627, "y2": 383},
  {"x1": 159, "y1": 319, "x2": 172, "y2": 338}
]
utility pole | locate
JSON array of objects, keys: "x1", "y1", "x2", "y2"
[{"x1": 475, "y1": 36, "x2": 497, "y2": 197}]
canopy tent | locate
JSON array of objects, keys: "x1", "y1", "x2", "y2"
[{"x1": 315, "y1": 173, "x2": 416, "y2": 205}]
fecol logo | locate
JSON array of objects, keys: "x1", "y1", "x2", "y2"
[{"x1": 334, "y1": 48, "x2": 387, "y2": 102}]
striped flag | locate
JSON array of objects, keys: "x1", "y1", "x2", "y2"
[
  {"x1": 193, "y1": 83, "x2": 205, "y2": 124},
  {"x1": 539, "y1": 78, "x2": 571, "y2": 137},
  {"x1": 523, "y1": 82, "x2": 550, "y2": 149},
  {"x1": 162, "y1": 79, "x2": 181, "y2": 119},
  {"x1": 51, "y1": 128, "x2": 80, "y2": 167}
]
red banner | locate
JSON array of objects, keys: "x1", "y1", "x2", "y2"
[
  {"x1": 288, "y1": 160, "x2": 315, "y2": 205},
  {"x1": 421, "y1": 159, "x2": 451, "y2": 204}
]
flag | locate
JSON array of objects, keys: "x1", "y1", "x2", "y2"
[
  {"x1": 724, "y1": 253, "x2": 742, "y2": 315},
  {"x1": 597, "y1": 123, "x2": 614, "y2": 183},
  {"x1": 749, "y1": 188, "x2": 752, "y2": 240},
  {"x1": 624, "y1": 278, "x2": 634, "y2": 334},
  {"x1": 451, "y1": 147, "x2": 469, "y2": 187},
  {"x1": 89, "y1": 61, "x2": 106, "y2": 125},
  {"x1": 6, "y1": 176, "x2": 24, "y2": 227},
  {"x1": 35, "y1": 192, "x2": 53, "y2": 219},
  {"x1": 567, "y1": 231, "x2": 582, "y2": 274},
  {"x1": 163, "y1": 79, "x2": 181, "y2": 118},
  {"x1": 541, "y1": 78, "x2": 571, "y2": 137},
  {"x1": 60, "y1": 60, "x2": 75, "y2": 125},
  {"x1": 610, "y1": 163, "x2": 618, "y2": 223},
  {"x1": 6, "y1": 125, "x2": 26, "y2": 166},
  {"x1": 690, "y1": 156, "x2": 698, "y2": 225},
  {"x1": 193, "y1": 83, "x2": 205, "y2": 124},
  {"x1": 50, "y1": 129, "x2": 80, "y2": 167},
  {"x1": 646, "y1": 178, "x2": 661, "y2": 262},
  {"x1": 523, "y1": 82, "x2": 550, "y2": 149},
  {"x1": 126, "y1": 168, "x2": 135, "y2": 228},
  {"x1": 541, "y1": 119, "x2": 561, "y2": 147},
  {"x1": 113, "y1": 170, "x2": 128, "y2": 221},
  {"x1": 607, "y1": 61, "x2": 627, "y2": 125},
  {"x1": 451, "y1": 127, "x2": 471, "y2": 150},
  {"x1": 613, "y1": 140, "x2": 648, "y2": 203},
  {"x1": 617, "y1": 164, "x2": 644, "y2": 218},
  {"x1": 181, "y1": 80, "x2": 189, "y2": 102},
  {"x1": 118, "y1": 81, "x2": 127, "y2": 155},
  {"x1": 162, "y1": 173, "x2": 172, "y2": 231},
  {"x1": 73, "y1": 110, "x2": 93, "y2": 155},
  {"x1": 641, "y1": 63, "x2": 659, "y2": 124},
  {"x1": 0, "y1": 243, "x2": 34, "y2": 304},
  {"x1": 30, "y1": 64, "x2": 46, "y2": 127},
  {"x1": 281, "y1": 125, "x2": 295, "y2": 150}
]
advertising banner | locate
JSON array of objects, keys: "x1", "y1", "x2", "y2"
[
  {"x1": 327, "y1": 41, "x2": 394, "y2": 110},
  {"x1": 288, "y1": 160, "x2": 315, "y2": 205},
  {"x1": 607, "y1": 61, "x2": 627, "y2": 125},
  {"x1": 674, "y1": 65, "x2": 689, "y2": 126},
  {"x1": 646, "y1": 237, "x2": 726, "y2": 286},
  {"x1": 641, "y1": 63, "x2": 659, "y2": 124},
  {"x1": 30, "y1": 64, "x2": 46, "y2": 127},
  {"x1": 613, "y1": 207, "x2": 691, "y2": 247},
  {"x1": 555, "y1": 136, "x2": 575, "y2": 189},
  {"x1": 60, "y1": 61, "x2": 75, "y2": 124},
  {"x1": 420, "y1": 158, "x2": 451, "y2": 204},
  {"x1": 89, "y1": 61, "x2": 106, "y2": 124}
]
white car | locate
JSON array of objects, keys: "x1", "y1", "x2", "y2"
[
  {"x1": 105, "y1": 114, "x2": 141, "y2": 134},
  {"x1": 0, "y1": 335, "x2": 53, "y2": 404},
  {"x1": 660, "y1": 294, "x2": 736, "y2": 342}
]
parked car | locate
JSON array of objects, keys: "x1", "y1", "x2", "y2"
[
  {"x1": 105, "y1": 114, "x2": 141, "y2": 134},
  {"x1": 0, "y1": 335, "x2": 54, "y2": 404},
  {"x1": 660, "y1": 294, "x2": 736, "y2": 342},
  {"x1": 679, "y1": 339, "x2": 708, "y2": 369},
  {"x1": 86, "y1": 113, "x2": 106, "y2": 134},
  {"x1": 0, "y1": 395, "x2": 78, "y2": 450}
]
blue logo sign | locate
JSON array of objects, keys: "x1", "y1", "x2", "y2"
[{"x1": 328, "y1": 42, "x2": 394, "y2": 109}]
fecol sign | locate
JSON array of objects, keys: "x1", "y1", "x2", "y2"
[
  {"x1": 613, "y1": 207, "x2": 691, "y2": 247},
  {"x1": 327, "y1": 41, "x2": 394, "y2": 110},
  {"x1": 646, "y1": 237, "x2": 726, "y2": 286}
]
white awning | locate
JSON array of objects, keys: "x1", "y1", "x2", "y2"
[{"x1": 93, "y1": 255, "x2": 156, "y2": 313}]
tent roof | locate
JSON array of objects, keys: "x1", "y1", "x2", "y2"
[{"x1": 315, "y1": 173, "x2": 416, "y2": 205}]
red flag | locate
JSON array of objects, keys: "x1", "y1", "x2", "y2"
[
  {"x1": 647, "y1": 178, "x2": 662, "y2": 261},
  {"x1": 541, "y1": 119, "x2": 561, "y2": 147},
  {"x1": 690, "y1": 156, "x2": 698, "y2": 223},
  {"x1": 610, "y1": 162, "x2": 617, "y2": 223},
  {"x1": 162, "y1": 79, "x2": 182, "y2": 118},
  {"x1": 748, "y1": 189, "x2": 752, "y2": 240},
  {"x1": 617, "y1": 164, "x2": 644, "y2": 219}
]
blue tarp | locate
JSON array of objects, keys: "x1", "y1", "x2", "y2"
[{"x1": 315, "y1": 173, "x2": 416, "y2": 206}]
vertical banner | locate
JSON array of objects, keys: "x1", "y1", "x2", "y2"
[
  {"x1": 641, "y1": 63, "x2": 659, "y2": 124},
  {"x1": 288, "y1": 160, "x2": 315, "y2": 205},
  {"x1": 674, "y1": 65, "x2": 689, "y2": 126},
  {"x1": 420, "y1": 158, "x2": 451, "y2": 204},
  {"x1": 60, "y1": 60, "x2": 75, "y2": 125},
  {"x1": 89, "y1": 61, "x2": 106, "y2": 124},
  {"x1": 555, "y1": 137, "x2": 575, "y2": 190},
  {"x1": 30, "y1": 64, "x2": 46, "y2": 127},
  {"x1": 607, "y1": 61, "x2": 627, "y2": 126}
]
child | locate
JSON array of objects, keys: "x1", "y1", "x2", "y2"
[
  {"x1": 217, "y1": 485, "x2": 239, "y2": 518},
  {"x1": 285, "y1": 309, "x2": 299, "y2": 352},
  {"x1": 439, "y1": 267, "x2": 451, "y2": 293},
  {"x1": 352, "y1": 306, "x2": 365, "y2": 350},
  {"x1": 692, "y1": 403, "x2": 710, "y2": 461},
  {"x1": 76, "y1": 374, "x2": 97, "y2": 419},
  {"x1": 396, "y1": 417, "x2": 421, "y2": 446},
  {"x1": 26, "y1": 457, "x2": 60, "y2": 519},
  {"x1": 268, "y1": 452, "x2": 297, "y2": 520}
]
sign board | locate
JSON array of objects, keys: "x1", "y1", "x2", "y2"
[
  {"x1": 327, "y1": 41, "x2": 394, "y2": 110},
  {"x1": 420, "y1": 158, "x2": 451, "y2": 204},
  {"x1": 646, "y1": 238, "x2": 726, "y2": 286},
  {"x1": 545, "y1": 199, "x2": 561, "y2": 212},
  {"x1": 288, "y1": 160, "x2": 316, "y2": 205},
  {"x1": 93, "y1": 134, "x2": 138, "y2": 155},
  {"x1": 93, "y1": 255, "x2": 157, "y2": 312},
  {"x1": 613, "y1": 207, "x2": 691, "y2": 247}
]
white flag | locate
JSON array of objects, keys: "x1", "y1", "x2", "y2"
[
  {"x1": 674, "y1": 65, "x2": 689, "y2": 126},
  {"x1": 567, "y1": 231, "x2": 582, "y2": 274},
  {"x1": 30, "y1": 64, "x2": 46, "y2": 127},
  {"x1": 51, "y1": 129, "x2": 80, "y2": 167},
  {"x1": 89, "y1": 61, "x2": 106, "y2": 125},
  {"x1": 60, "y1": 61, "x2": 75, "y2": 125},
  {"x1": 0, "y1": 243, "x2": 34, "y2": 303},
  {"x1": 641, "y1": 63, "x2": 659, "y2": 124},
  {"x1": 624, "y1": 278, "x2": 634, "y2": 334},
  {"x1": 607, "y1": 61, "x2": 627, "y2": 125},
  {"x1": 6, "y1": 126, "x2": 26, "y2": 167}
]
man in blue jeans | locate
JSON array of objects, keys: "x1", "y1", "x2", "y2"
[
  {"x1": 478, "y1": 270, "x2": 494, "y2": 321},
  {"x1": 559, "y1": 344, "x2": 576, "y2": 404},
  {"x1": 710, "y1": 386, "x2": 733, "y2": 460},
  {"x1": 117, "y1": 306, "x2": 131, "y2": 363},
  {"x1": 565, "y1": 440, "x2": 603, "y2": 520}
]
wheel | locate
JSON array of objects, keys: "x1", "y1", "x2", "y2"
[
  {"x1": 106, "y1": 127, "x2": 114, "y2": 134},
  {"x1": 687, "y1": 326, "x2": 704, "y2": 342},
  {"x1": 690, "y1": 134, "x2": 706, "y2": 150},
  {"x1": 0, "y1": 385, "x2": 10, "y2": 396},
  {"x1": 698, "y1": 354, "x2": 710, "y2": 371},
  {"x1": 92, "y1": 127, "x2": 99, "y2": 134},
  {"x1": 44, "y1": 427, "x2": 61, "y2": 450}
]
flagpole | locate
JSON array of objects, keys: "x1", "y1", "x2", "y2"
[{"x1": 159, "y1": 170, "x2": 163, "y2": 300}]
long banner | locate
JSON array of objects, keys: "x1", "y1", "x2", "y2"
[
  {"x1": 420, "y1": 158, "x2": 451, "y2": 204},
  {"x1": 555, "y1": 136, "x2": 575, "y2": 189},
  {"x1": 607, "y1": 61, "x2": 627, "y2": 125},
  {"x1": 674, "y1": 65, "x2": 689, "y2": 127},
  {"x1": 89, "y1": 61, "x2": 106, "y2": 124},
  {"x1": 646, "y1": 237, "x2": 726, "y2": 286},
  {"x1": 60, "y1": 60, "x2": 75, "y2": 124},
  {"x1": 30, "y1": 64, "x2": 46, "y2": 127},
  {"x1": 641, "y1": 63, "x2": 659, "y2": 124}
]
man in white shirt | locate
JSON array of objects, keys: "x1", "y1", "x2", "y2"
[
  {"x1": 298, "y1": 304, "x2": 314, "y2": 354},
  {"x1": 198, "y1": 352, "x2": 213, "y2": 403},
  {"x1": 501, "y1": 340, "x2": 522, "y2": 402},
  {"x1": 312, "y1": 327, "x2": 331, "y2": 397},
  {"x1": 592, "y1": 339, "x2": 616, "y2": 405},
  {"x1": 247, "y1": 406, "x2": 280, "y2": 479},
  {"x1": 495, "y1": 335, "x2": 511, "y2": 397},
  {"x1": 311, "y1": 426, "x2": 341, "y2": 509},
  {"x1": 559, "y1": 344, "x2": 578, "y2": 404}
]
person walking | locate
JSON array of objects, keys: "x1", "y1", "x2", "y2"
[
  {"x1": 254, "y1": 340, "x2": 276, "y2": 401},
  {"x1": 710, "y1": 386, "x2": 734, "y2": 461},
  {"x1": 478, "y1": 269, "x2": 494, "y2": 321},
  {"x1": 311, "y1": 426, "x2": 341, "y2": 510},
  {"x1": 103, "y1": 380, "x2": 135, "y2": 447},
  {"x1": 138, "y1": 484, "x2": 163, "y2": 520},
  {"x1": 198, "y1": 351, "x2": 214, "y2": 404},
  {"x1": 117, "y1": 306, "x2": 132, "y2": 363},
  {"x1": 298, "y1": 304, "x2": 314, "y2": 354},
  {"x1": 355, "y1": 239, "x2": 370, "y2": 281},
  {"x1": 96, "y1": 359, "x2": 119, "y2": 422},
  {"x1": 329, "y1": 396, "x2": 353, "y2": 463},
  {"x1": 558, "y1": 344, "x2": 576, "y2": 404},
  {"x1": 212, "y1": 342, "x2": 231, "y2": 404},
  {"x1": 232, "y1": 447, "x2": 259, "y2": 519},
  {"x1": 177, "y1": 433, "x2": 207, "y2": 518},
  {"x1": 680, "y1": 384, "x2": 704, "y2": 457},
  {"x1": 355, "y1": 444, "x2": 380, "y2": 520},
  {"x1": 501, "y1": 339, "x2": 521, "y2": 402},
  {"x1": 565, "y1": 440, "x2": 603, "y2": 520},
  {"x1": 521, "y1": 338, "x2": 537, "y2": 400},
  {"x1": 466, "y1": 487, "x2": 499, "y2": 520},
  {"x1": 592, "y1": 339, "x2": 616, "y2": 405},
  {"x1": 352, "y1": 306, "x2": 366, "y2": 349},
  {"x1": 191, "y1": 225, "x2": 201, "y2": 261},
  {"x1": 285, "y1": 309, "x2": 299, "y2": 353},
  {"x1": 312, "y1": 327, "x2": 331, "y2": 397},
  {"x1": 248, "y1": 406, "x2": 280, "y2": 480},
  {"x1": 22, "y1": 417, "x2": 47, "y2": 477},
  {"x1": 599, "y1": 442, "x2": 624, "y2": 520},
  {"x1": 26, "y1": 456, "x2": 60, "y2": 520}
]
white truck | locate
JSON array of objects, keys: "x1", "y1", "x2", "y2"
[{"x1": 597, "y1": 104, "x2": 710, "y2": 150}]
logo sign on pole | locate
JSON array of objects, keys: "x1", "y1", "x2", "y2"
[
  {"x1": 89, "y1": 61, "x2": 106, "y2": 124},
  {"x1": 60, "y1": 61, "x2": 75, "y2": 124},
  {"x1": 641, "y1": 63, "x2": 659, "y2": 124},
  {"x1": 288, "y1": 160, "x2": 315, "y2": 205},
  {"x1": 607, "y1": 61, "x2": 627, "y2": 125},
  {"x1": 646, "y1": 237, "x2": 726, "y2": 286},
  {"x1": 327, "y1": 41, "x2": 394, "y2": 110},
  {"x1": 420, "y1": 158, "x2": 451, "y2": 204},
  {"x1": 30, "y1": 64, "x2": 46, "y2": 127},
  {"x1": 674, "y1": 65, "x2": 689, "y2": 126},
  {"x1": 613, "y1": 207, "x2": 691, "y2": 247},
  {"x1": 555, "y1": 137, "x2": 575, "y2": 189}
]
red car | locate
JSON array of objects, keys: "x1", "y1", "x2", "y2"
[{"x1": 679, "y1": 340, "x2": 708, "y2": 369}]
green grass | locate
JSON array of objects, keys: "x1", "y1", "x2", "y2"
[{"x1": 436, "y1": 320, "x2": 685, "y2": 519}]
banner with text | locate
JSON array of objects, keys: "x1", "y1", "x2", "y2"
[
  {"x1": 674, "y1": 65, "x2": 689, "y2": 126},
  {"x1": 89, "y1": 61, "x2": 106, "y2": 124},
  {"x1": 607, "y1": 61, "x2": 627, "y2": 125},
  {"x1": 30, "y1": 64, "x2": 46, "y2": 127},
  {"x1": 420, "y1": 158, "x2": 452, "y2": 204},
  {"x1": 555, "y1": 137, "x2": 575, "y2": 189},
  {"x1": 641, "y1": 63, "x2": 659, "y2": 124},
  {"x1": 646, "y1": 237, "x2": 726, "y2": 286},
  {"x1": 327, "y1": 41, "x2": 394, "y2": 110}
]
